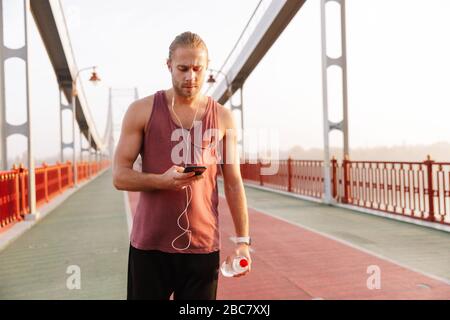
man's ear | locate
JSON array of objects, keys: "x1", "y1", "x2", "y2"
[{"x1": 166, "y1": 59, "x2": 172, "y2": 72}]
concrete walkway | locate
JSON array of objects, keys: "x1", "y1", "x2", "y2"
[{"x1": 0, "y1": 169, "x2": 129, "y2": 300}]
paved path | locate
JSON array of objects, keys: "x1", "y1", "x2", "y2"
[
  {"x1": 214, "y1": 181, "x2": 450, "y2": 299},
  {"x1": 0, "y1": 169, "x2": 129, "y2": 299},
  {"x1": 128, "y1": 182, "x2": 450, "y2": 299},
  {"x1": 1, "y1": 169, "x2": 449, "y2": 300},
  {"x1": 236, "y1": 183, "x2": 450, "y2": 282}
]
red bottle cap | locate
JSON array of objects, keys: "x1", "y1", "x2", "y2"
[{"x1": 239, "y1": 258, "x2": 248, "y2": 268}]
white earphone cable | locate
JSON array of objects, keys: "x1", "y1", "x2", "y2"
[{"x1": 170, "y1": 92, "x2": 199, "y2": 251}]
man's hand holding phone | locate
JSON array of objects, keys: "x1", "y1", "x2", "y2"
[{"x1": 158, "y1": 165, "x2": 205, "y2": 191}]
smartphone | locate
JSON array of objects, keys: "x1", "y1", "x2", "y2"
[{"x1": 183, "y1": 166, "x2": 207, "y2": 176}]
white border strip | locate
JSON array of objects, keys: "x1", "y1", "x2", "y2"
[{"x1": 333, "y1": 202, "x2": 450, "y2": 233}]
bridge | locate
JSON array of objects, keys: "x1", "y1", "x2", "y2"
[{"x1": 0, "y1": 0, "x2": 449, "y2": 300}]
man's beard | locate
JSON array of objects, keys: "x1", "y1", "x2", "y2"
[{"x1": 173, "y1": 82, "x2": 201, "y2": 98}]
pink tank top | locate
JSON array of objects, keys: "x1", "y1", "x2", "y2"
[{"x1": 130, "y1": 90, "x2": 221, "y2": 253}]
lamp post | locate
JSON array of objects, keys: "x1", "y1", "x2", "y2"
[{"x1": 71, "y1": 66, "x2": 100, "y2": 187}]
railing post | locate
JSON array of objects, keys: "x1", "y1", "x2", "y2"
[
  {"x1": 43, "y1": 162, "x2": 48, "y2": 202},
  {"x1": 11, "y1": 165, "x2": 20, "y2": 221},
  {"x1": 56, "y1": 161, "x2": 62, "y2": 193},
  {"x1": 425, "y1": 155, "x2": 435, "y2": 222},
  {"x1": 13, "y1": 169, "x2": 20, "y2": 221},
  {"x1": 287, "y1": 157, "x2": 292, "y2": 192},
  {"x1": 67, "y1": 160, "x2": 73, "y2": 187},
  {"x1": 0, "y1": 174, "x2": 4, "y2": 227},
  {"x1": 8, "y1": 173, "x2": 13, "y2": 222},
  {"x1": 331, "y1": 156, "x2": 337, "y2": 199},
  {"x1": 342, "y1": 155, "x2": 351, "y2": 204},
  {"x1": 18, "y1": 163, "x2": 27, "y2": 215}
]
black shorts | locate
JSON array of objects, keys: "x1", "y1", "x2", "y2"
[{"x1": 127, "y1": 244, "x2": 220, "y2": 300}]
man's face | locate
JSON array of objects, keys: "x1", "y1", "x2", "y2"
[{"x1": 167, "y1": 46, "x2": 208, "y2": 99}]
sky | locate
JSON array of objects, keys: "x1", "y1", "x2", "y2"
[{"x1": 3, "y1": 0, "x2": 450, "y2": 165}]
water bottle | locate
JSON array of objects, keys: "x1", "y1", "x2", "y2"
[{"x1": 220, "y1": 256, "x2": 249, "y2": 277}]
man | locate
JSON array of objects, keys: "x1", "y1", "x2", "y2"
[{"x1": 113, "y1": 31, "x2": 251, "y2": 300}]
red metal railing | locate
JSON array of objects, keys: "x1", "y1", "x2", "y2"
[
  {"x1": 238, "y1": 159, "x2": 329, "y2": 199},
  {"x1": 0, "y1": 160, "x2": 110, "y2": 229},
  {"x1": 239, "y1": 156, "x2": 450, "y2": 226},
  {"x1": 0, "y1": 170, "x2": 21, "y2": 228}
]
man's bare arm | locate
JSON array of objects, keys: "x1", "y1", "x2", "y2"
[{"x1": 112, "y1": 98, "x2": 161, "y2": 191}]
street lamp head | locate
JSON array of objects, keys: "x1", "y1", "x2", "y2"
[
  {"x1": 89, "y1": 67, "x2": 101, "y2": 85},
  {"x1": 206, "y1": 69, "x2": 233, "y2": 98},
  {"x1": 207, "y1": 74, "x2": 216, "y2": 84},
  {"x1": 207, "y1": 73, "x2": 216, "y2": 89}
]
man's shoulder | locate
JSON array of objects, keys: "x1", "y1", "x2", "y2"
[
  {"x1": 125, "y1": 94, "x2": 157, "y2": 131},
  {"x1": 127, "y1": 93, "x2": 158, "y2": 119},
  {"x1": 212, "y1": 99, "x2": 232, "y2": 118},
  {"x1": 130, "y1": 94, "x2": 154, "y2": 111},
  {"x1": 212, "y1": 99, "x2": 234, "y2": 128}
]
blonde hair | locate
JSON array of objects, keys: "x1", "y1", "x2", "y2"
[{"x1": 168, "y1": 31, "x2": 208, "y2": 60}]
